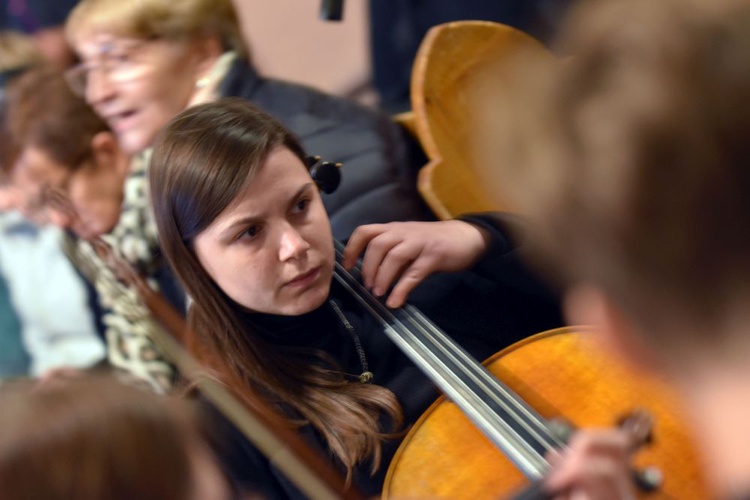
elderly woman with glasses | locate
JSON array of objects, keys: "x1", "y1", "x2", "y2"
[{"x1": 64, "y1": 0, "x2": 430, "y2": 241}]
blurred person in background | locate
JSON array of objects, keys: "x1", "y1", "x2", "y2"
[
  {"x1": 484, "y1": 0, "x2": 750, "y2": 497},
  {"x1": 0, "y1": 32, "x2": 104, "y2": 380},
  {"x1": 6, "y1": 65, "x2": 177, "y2": 390},
  {"x1": 0, "y1": 375, "x2": 231, "y2": 499}
]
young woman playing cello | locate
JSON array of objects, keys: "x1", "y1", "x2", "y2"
[{"x1": 148, "y1": 97, "x2": 640, "y2": 499}]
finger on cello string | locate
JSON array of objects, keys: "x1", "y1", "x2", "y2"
[{"x1": 342, "y1": 220, "x2": 491, "y2": 307}]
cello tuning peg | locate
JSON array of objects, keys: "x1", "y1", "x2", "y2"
[
  {"x1": 309, "y1": 159, "x2": 342, "y2": 194},
  {"x1": 547, "y1": 417, "x2": 575, "y2": 443},
  {"x1": 632, "y1": 465, "x2": 663, "y2": 493},
  {"x1": 617, "y1": 410, "x2": 662, "y2": 494},
  {"x1": 305, "y1": 155, "x2": 321, "y2": 168},
  {"x1": 617, "y1": 409, "x2": 654, "y2": 446}
]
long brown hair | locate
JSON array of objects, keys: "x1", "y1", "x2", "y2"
[
  {"x1": 149, "y1": 98, "x2": 402, "y2": 479},
  {"x1": 0, "y1": 376, "x2": 208, "y2": 500}
]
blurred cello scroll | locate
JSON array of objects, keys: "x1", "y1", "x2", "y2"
[
  {"x1": 382, "y1": 327, "x2": 708, "y2": 499},
  {"x1": 407, "y1": 20, "x2": 557, "y2": 219}
]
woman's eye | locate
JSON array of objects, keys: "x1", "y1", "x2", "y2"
[
  {"x1": 107, "y1": 52, "x2": 133, "y2": 65},
  {"x1": 293, "y1": 199, "x2": 310, "y2": 213},
  {"x1": 240, "y1": 225, "x2": 260, "y2": 240}
]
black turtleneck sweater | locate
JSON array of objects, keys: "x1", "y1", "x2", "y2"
[{"x1": 204, "y1": 214, "x2": 562, "y2": 499}]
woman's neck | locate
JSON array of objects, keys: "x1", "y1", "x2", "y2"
[{"x1": 243, "y1": 300, "x2": 335, "y2": 348}]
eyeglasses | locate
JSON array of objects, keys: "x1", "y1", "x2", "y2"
[{"x1": 64, "y1": 38, "x2": 158, "y2": 97}]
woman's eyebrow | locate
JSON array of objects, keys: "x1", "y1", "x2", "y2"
[
  {"x1": 218, "y1": 182, "x2": 315, "y2": 238},
  {"x1": 287, "y1": 182, "x2": 315, "y2": 206}
]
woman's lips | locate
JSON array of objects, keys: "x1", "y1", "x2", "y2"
[{"x1": 285, "y1": 267, "x2": 321, "y2": 288}]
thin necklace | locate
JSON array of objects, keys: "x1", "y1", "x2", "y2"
[{"x1": 328, "y1": 300, "x2": 374, "y2": 383}]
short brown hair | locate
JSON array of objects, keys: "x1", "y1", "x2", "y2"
[
  {"x1": 0, "y1": 31, "x2": 43, "y2": 73},
  {"x1": 7, "y1": 65, "x2": 109, "y2": 170},
  {"x1": 0, "y1": 376, "x2": 204, "y2": 500},
  {"x1": 487, "y1": 0, "x2": 750, "y2": 334}
]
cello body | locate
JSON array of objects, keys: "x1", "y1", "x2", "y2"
[{"x1": 383, "y1": 327, "x2": 708, "y2": 499}]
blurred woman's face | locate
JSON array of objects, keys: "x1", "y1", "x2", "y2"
[
  {"x1": 194, "y1": 147, "x2": 335, "y2": 316},
  {"x1": 12, "y1": 145, "x2": 123, "y2": 239},
  {"x1": 70, "y1": 33, "x2": 205, "y2": 154}
]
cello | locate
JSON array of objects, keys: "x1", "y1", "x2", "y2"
[{"x1": 331, "y1": 241, "x2": 707, "y2": 499}]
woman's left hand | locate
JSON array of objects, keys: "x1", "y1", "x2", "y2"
[{"x1": 342, "y1": 220, "x2": 490, "y2": 308}]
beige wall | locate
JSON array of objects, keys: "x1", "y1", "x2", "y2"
[{"x1": 231, "y1": 0, "x2": 375, "y2": 104}]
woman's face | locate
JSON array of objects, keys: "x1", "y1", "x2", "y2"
[
  {"x1": 194, "y1": 147, "x2": 335, "y2": 316},
  {"x1": 12, "y1": 145, "x2": 123, "y2": 238},
  {"x1": 71, "y1": 33, "x2": 205, "y2": 154}
]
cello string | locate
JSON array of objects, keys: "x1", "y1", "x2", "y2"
[
  {"x1": 331, "y1": 258, "x2": 550, "y2": 477},
  {"x1": 402, "y1": 304, "x2": 565, "y2": 450},
  {"x1": 395, "y1": 304, "x2": 560, "y2": 467},
  {"x1": 332, "y1": 242, "x2": 567, "y2": 476},
  {"x1": 332, "y1": 241, "x2": 557, "y2": 444}
]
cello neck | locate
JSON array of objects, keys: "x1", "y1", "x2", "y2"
[{"x1": 333, "y1": 241, "x2": 563, "y2": 480}]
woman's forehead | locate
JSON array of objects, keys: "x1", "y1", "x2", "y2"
[{"x1": 73, "y1": 29, "x2": 145, "y2": 53}]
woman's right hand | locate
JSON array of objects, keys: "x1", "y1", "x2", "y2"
[{"x1": 342, "y1": 220, "x2": 491, "y2": 308}]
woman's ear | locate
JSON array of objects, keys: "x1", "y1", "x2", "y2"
[
  {"x1": 90, "y1": 131, "x2": 119, "y2": 171},
  {"x1": 91, "y1": 131, "x2": 118, "y2": 167},
  {"x1": 564, "y1": 283, "x2": 660, "y2": 374},
  {"x1": 187, "y1": 36, "x2": 227, "y2": 107},
  {"x1": 192, "y1": 35, "x2": 224, "y2": 76}
]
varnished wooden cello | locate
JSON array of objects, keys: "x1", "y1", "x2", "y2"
[
  {"x1": 331, "y1": 242, "x2": 707, "y2": 499},
  {"x1": 383, "y1": 328, "x2": 707, "y2": 499}
]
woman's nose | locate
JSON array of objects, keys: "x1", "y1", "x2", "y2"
[
  {"x1": 85, "y1": 69, "x2": 116, "y2": 106},
  {"x1": 279, "y1": 225, "x2": 311, "y2": 261}
]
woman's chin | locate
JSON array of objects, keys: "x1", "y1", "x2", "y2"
[
  {"x1": 117, "y1": 130, "x2": 155, "y2": 156},
  {"x1": 283, "y1": 285, "x2": 331, "y2": 316}
]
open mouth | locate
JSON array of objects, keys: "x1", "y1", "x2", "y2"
[{"x1": 108, "y1": 110, "x2": 138, "y2": 131}]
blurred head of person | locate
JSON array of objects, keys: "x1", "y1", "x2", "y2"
[
  {"x1": 64, "y1": 0, "x2": 246, "y2": 154},
  {"x1": 7, "y1": 65, "x2": 129, "y2": 238},
  {"x1": 483, "y1": 0, "x2": 750, "y2": 494},
  {"x1": 0, "y1": 375, "x2": 229, "y2": 500}
]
